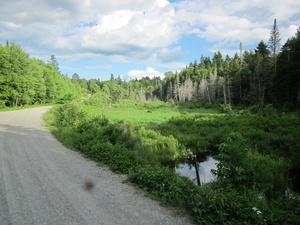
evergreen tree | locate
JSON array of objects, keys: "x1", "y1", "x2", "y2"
[
  {"x1": 49, "y1": 55, "x2": 59, "y2": 71},
  {"x1": 72, "y1": 73, "x2": 80, "y2": 80},
  {"x1": 276, "y1": 28, "x2": 300, "y2": 109}
]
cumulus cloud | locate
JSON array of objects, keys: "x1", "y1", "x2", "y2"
[
  {"x1": 176, "y1": 0, "x2": 300, "y2": 51},
  {"x1": 122, "y1": 67, "x2": 165, "y2": 80},
  {"x1": 0, "y1": 0, "x2": 299, "y2": 64}
]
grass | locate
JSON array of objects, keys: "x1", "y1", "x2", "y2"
[{"x1": 83, "y1": 104, "x2": 219, "y2": 124}]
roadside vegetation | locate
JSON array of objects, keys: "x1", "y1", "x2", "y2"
[{"x1": 44, "y1": 100, "x2": 300, "y2": 224}]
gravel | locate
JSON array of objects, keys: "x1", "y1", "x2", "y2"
[{"x1": 0, "y1": 106, "x2": 193, "y2": 225}]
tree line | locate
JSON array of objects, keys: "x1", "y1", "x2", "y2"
[
  {"x1": 160, "y1": 21, "x2": 299, "y2": 110},
  {"x1": 0, "y1": 42, "x2": 86, "y2": 108},
  {"x1": 1, "y1": 20, "x2": 299, "y2": 110},
  {"x1": 85, "y1": 20, "x2": 299, "y2": 111}
]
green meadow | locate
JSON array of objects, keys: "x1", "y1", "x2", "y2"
[{"x1": 82, "y1": 102, "x2": 219, "y2": 124}]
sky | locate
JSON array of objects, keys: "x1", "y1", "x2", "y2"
[{"x1": 1, "y1": 0, "x2": 299, "y2": 81}]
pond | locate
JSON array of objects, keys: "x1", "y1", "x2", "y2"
[{"x1": 175, "y1": 155, "x2": 218, "y2": 185}]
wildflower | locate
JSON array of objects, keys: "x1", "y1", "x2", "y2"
[{"x1": 252, "y1": 207, "x2": 262, "y2": 215}]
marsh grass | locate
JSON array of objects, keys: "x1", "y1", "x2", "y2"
[{"x1": 82, "y1": 104, "x2": 219, "y2": 124}]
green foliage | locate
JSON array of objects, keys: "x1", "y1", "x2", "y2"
[
  {"x1": 191, "y1": 185, "x2": 262, "y2": 225},
  {"x1": 2, "y1": 25, "x2": 300, "y2": 110},
  {"x1": 219, "y1": 104, "x2": 234, "y2": 114},
  {"x1": 52, "y1": 101, "x2": 86, "y2": 128},
  {"x1": 137, "y1": 127, "x2": 183, "y2": 163},
  {"x1": 128, "y1": 166, "x2": 300, "y2": 224},
  {"x1": 212, "y1": 133, "x2": 288, "y2": 198},
  {"x1": 0, "y1": 42, "x2": 83, "y2": 107},
  {"x1": 0, "y1": 100, "x2": 6, "y2": 109},
  {"x1": 46, "y1": 101, "x2": 300, "y2": 224},
  {"x1": 127, "y1": 166, "x2": 197, "y2": 207},
  {"x1": 84, "y1": 91, "x2": 111, "y2": 106}
]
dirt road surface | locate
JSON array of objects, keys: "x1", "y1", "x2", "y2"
[{"x1": 0, "y1": 106, "x2": 192, "y2": 225}]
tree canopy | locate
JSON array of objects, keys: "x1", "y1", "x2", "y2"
[{"x1": 0, "y1": 43, "x2": 85, "y2": 107}]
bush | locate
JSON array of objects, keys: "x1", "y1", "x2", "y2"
[
  {"x1": 0, "y1": 100, "x2": 6, "y2": 109},
  {"x1": 219, "y1": 104, "x2": 234, "y2": 114},
  {"x1": 52, "y1": 101, "x2": 85, "y2": 128},
  {"x1": 127, "y1": 166, "x2": 197, "y2": 207},
  {"x1": 84, "y1": 91, "x2": 111, "y2": 106},
  {"x1": 137, "y1": 127, "x2": 183, "y2": 163},
  {"x1": 212, "y1": 133, "x2": 289, "y2": 199},
  {"x1": 191, "y1": 185, "x2": 263, "y2": 225},
  {"x1": 109, "y1": 144, "x2": 143, "y2": 173}
]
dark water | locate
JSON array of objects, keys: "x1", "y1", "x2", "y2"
[
  {"x1": 290, "y1": 167, "x2": 300, "y2": 193},
  {"x1": 175, "y1": 156, "x2": 218, "y2": 184}
]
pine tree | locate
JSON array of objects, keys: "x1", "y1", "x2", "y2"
[
  {"x1": 276, "y1": 27, "x2": 300, "y2": 109},
  {"x1": 49, "y1": 55, "x2": 59, "y2": 71}
]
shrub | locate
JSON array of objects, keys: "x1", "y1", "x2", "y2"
[
  {"x1": 219, "y1": 104, "x2": 234, "y2": 114},
  {"x1": 137, "y1": 127, "x2": 182, "y2": 163},
  {"x1": 127, "y1": 166, "x2": 197, "y2": 207},
  {"x1": 212, "y1": 133, "x2": 289, "y2": 199},
  {"x1": 52, "y1": 101, "x2": 85, "y2": 128},
  {"x1": 84, "y1": 91, "x2": 111, "y2": 106},
  {"x1": 0, "y1": 100, "x2": 6, "y2": 109},
  {"x1": 109, "y1": 144, "x2": 143, "y2": 173}
]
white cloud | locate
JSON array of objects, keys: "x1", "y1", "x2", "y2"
[
  {"x1": 283, "y1": 25, "x2": 299, "y2": 42},
  {"x1": 85, "y1": 65, "x2": 113, "y2": 69},
  {"x1": 60, "y1": 66, "x2": 79, "y2": 70},
  {"x1": 1, "y1": 21, "x2": 23, "y2": 30},
  {"x1": 175, "y1": 0, "x2": 300, "y2": 53},
  {"x1": 122, "y1": 67, "x2": 165, "y2": 80},
  {"x1": 0, "y1": 0, "x2": 299, "y2": 65},
  {"x1": 154, "y1": 46, "x2": 185, "y2": 63}
]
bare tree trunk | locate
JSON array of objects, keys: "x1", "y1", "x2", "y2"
[
  {"x1": 206, "y1": 85, "x2": 211, "y2": 104},
  {"x1": 228, "y1": 84, "x2": 231, "y2": 104},
  {"x1": 261, "y1": 84, "x2": 265, "y2": 108},
  {"x1": 297, "y1": 90, "x2": 300, "y2": 110},
  {"x1": 223, "y1": 84, "x2": 227, "y2": 104},
  {"x1": 167, "y1": 82, "x2": 173, "y2": 101},
  {"x1": 194, "y1": 153, "x2": 201, "y2": 186},
  {"x1": 239, "y1": 42, "x2": 243, "y2": 101}
]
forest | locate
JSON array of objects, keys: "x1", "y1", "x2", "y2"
[
  {"x1": 1, "y1": 22, "x2": 300, "y2": 224},
  {"x1": 1, "y1": 22, "x2": 299, "y2": 110}
]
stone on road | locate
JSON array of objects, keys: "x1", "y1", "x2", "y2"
[{"x1": 0, "y1": 106, "x2": 192, "y2": 225}]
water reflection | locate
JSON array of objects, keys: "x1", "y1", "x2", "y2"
[{"x1": 176, "y1": 156, "x2": 218, "y2": 184}]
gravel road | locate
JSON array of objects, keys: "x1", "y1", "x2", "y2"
[{"x1": 0, "y1": 106, "x2": 192, "y2": 225}]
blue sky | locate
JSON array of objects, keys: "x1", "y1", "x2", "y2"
[{"x1": 1, "y1": 0, "x2": 299, "y2": 81}]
